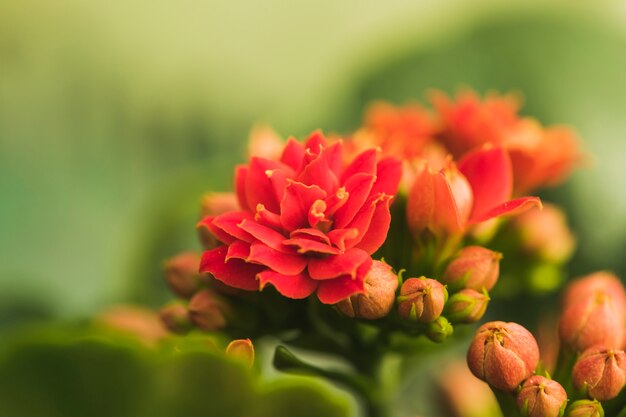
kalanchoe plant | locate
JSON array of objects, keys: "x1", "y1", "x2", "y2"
[{"x1": 156, "y1": 89, "x2": 594, "y2": 417}]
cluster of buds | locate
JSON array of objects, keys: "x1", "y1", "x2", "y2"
[{"x1": 160, "y1": 251, "x2": 232, "y2": 333}]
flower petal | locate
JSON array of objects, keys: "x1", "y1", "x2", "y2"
[
  {"x1": 308, "y1": 248, "x2": 369, "y2": 280},
  {"x1": 469, "y1": 196, "x2": 542, "y2": 224},
  {"x1": 280, "y1": 137, "x2": 305, "y2": 170},
  {"x1": 290, "y1": 228, "x2": 331, "y2": 245},
  {"x1": 341, "y1": 148, "x2": 378, "y2": 183},
  {"x1": 371, "y1": 157, "x2": 402, "y2": 196},
  {"x1": 354, "y1": 194, "x2": 393, "y2": 254},
  {"x1": 238, "y1": 218, "x2": 291, "y2": 253},
  {"x1": 327, "y1": 228, "x2": 359, "y2": 252},
  {"x1": 297, "y1": 146, "x2": 339, "y2": 194},
  {"x1": 225, "y1": 241, "x2": 251, "y2": 261},
  {"x1": 258, "y1": 270, "x2": 318, "y2": 299},
  {"x1": 333, "y1": 173, "x2": 376, "y2": 229},
  {"x1": 197, "y1": 216, "x2": 235, "y2": 245},
  {"x1": 199, "y1": 246, "x2": 263, "y2": 291},
  {"x1": 280, "y1": 180, "x2": 327, "y2": 231},
  {"x1": 235, "y1": 165, "x2": 250, "y2": 211},
  {"x1": 248, "y1": 242, "x2": 308, "y2": 275},
  {"x1": 283, "y1": 237, "x2": 341, "y2": 255},
  {"x1": 316, "y1": 257, "x2": 372, "y2": 304},
  {"x1": 459, "y1": 146, "x2": 513, "y2": 221},
  {"x1": 246, "y1": 157, "x2": 294, "y2": 213},
  {"x1": 212, "y1": 212, "x2": 256, "y2": 243}
]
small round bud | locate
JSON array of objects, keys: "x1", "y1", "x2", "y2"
[
  {"x1": 572, "y1": 346, "x2": 626, "y2": 401},
  {"x1": 336, "y1": 261, "x2": 398, "y2": 319},
  {"x1": 188, "y1": 289, "x2": 230, "y2": 331},
  {"x1": 517, "y1": 375, "x2": 567, "y2": 417},
  {"x1": 426, "y1": 316, "x2": 454, "y2": 343},
  {"x1": 513, "y1": 203, "x2": 575, "y2": 264},
  {"x1": 397, "y1": 277, "x2": 447, "y2": 323},
  {"x1": 562, "y1": 272, "x2": 626, "y2": 315},
  {"x1": 164, "y1": 252, "x2": 202, "y2": 299},
  {"x1": 442, "y1": 246, "x2": 502, "y2": 292},
  {"x1": 559, "y1": 290, "x2": 625, "y2": 352},
  {"x1": 225, "y1": 338, "x2": 255, "y2": 368},
  {"x1": 159, "y1": 301, "x2": 192, "y2": 333},
  {"x1": 566, "y1": 400, "x2": 604, "y2": 417},
  {"x1": 445, "y1": 288, "x2": 490, "y2": 324},
  {"x1": 467, "y1": 321, "x2": 540, "y2": 391}
]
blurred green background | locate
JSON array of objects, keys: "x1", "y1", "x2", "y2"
[{"x1": 2, "y1": 1, "x2": 626, "y2": 415}]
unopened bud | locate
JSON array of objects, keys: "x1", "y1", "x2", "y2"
[
  {"x1": 467, "y1": 321, "x2": 540, "y2": 391},
  {"x1": 514, "y1": 203, "x2": 575, "y2": 264},
  {"x1": 336, "y1": 261, "x2": 399, "y2": 319},
  {"x1": 442, "y1": 246, "x2": 501, "y2": 292},
  {"x1": 397, "y1": 277, "x2": 447, "y2": 323},
  {"x1": 566, "y1": 400, "x2": 604, "y2": 417},
  {"x1": 426, "y1": 316, "x2": 454, "y2": 343},
  {"x1": 225, "y1": 338, "x2": 255, "y2": 368},
  {"x1": 159, "y1": 301, "x2": 192, "y2": 333},
  {"x1": 517, "y1": 375, "x2": 567, "y2": 417},
  {"x1": 164, "y1": 252, "x2": 202, "y2": 299},
  {"x1": 572, "y1": 346, "x2": 626, "y2": 401},
  {"x1": 188, "y1": 289, "x2": 230, "y2": 331},
  {"x1": 562, "y1": 272, "x2": 626, "y2": 315},
  {"x1": 445, "y1": 288, "x2": 490, "y2": 324},
  {"x1": 559, "y1": 290, "x2": 625, "y2": 352}
]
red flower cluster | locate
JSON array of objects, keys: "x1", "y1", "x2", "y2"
[{"x1": 198, "y1": 132, "x2": 401, "y2": 304}]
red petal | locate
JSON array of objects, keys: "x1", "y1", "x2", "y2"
[
  {"x1": 355, "y1": 194, "x2": 393, "y2": 254},
  {"x1": 308, "y1": 248, "x2": 369, "y2": 280},
  {"x1": 225, "y1": 240, "x2": 250, "y2": 260},
  {"x1": 235, "y1": 165, "x2": 250, "y2": 211},
  {"x1": 246, "y1": 157, "x2": 294, "y2": 213},
  {"x1": 297, "y1": 147, "x2": 339, "y2": 194},
  {"x1": 197, "y1": 216, "x2": 234, "y2": 245},
  {"x1": 212, "y1": 212, "x2": 256, "y2": 243},
  {"x1": 371, "y1": 157, "x2": 402, "y2": 196},
  {"x1": 316, "y1": 257, "x2": 372, "y2": 304},
  {"x1": 459, "y1": 146, "x2": 513, "y2": 221},
  {"x1": 248, "y1": 242, "x2": 308, "y2": 275},
  {"x1": 432, "y1": 171, "x2": 463, "y2": 233},
  {"x1": 341, "y1": 148, "x2": 378, "y2": 183},
  {"x1": 470, "y1": 196, "x2": 542, "y2": 224},
  {"x1": 254, "y1": 204, "x2": 283, "y2": 230},
  {"x1": 325, "y1": 141, "x2": 344, "y2": 179},
  {"x1": 280, "y1": 138, "x2": 305, "y2": 171},
  {"x1": 199, "y1": 246, "x2": 262, "y2": 291},
  {"x1": 290, "y1": 228, "x2": 331, "y2": 245},
  {"x1": 258, "y1": 270, "x2": 318, "y2": 299},
  {"x1": 327, "y1": 228, "x2": 359, "y2": 252},
  {"x1": 333, "y1": 173, "x2": 376, "y2": 229},
  {"x1": 238, "y1": 218, "x2": 291, "y2": 253},
  {"x1": 283, "y1": 237, "x2": 341, "y2": 255},
  {"x1": 304, "y1": 131, "x2": 328, "y2": 155},
  {"x1": 308, "y1": 200, "x2": 331, "y2": 229},
  {"x1": 325, "y1": 187, "x2": 349, "y2": 217},
  {"x1": 280, "y1": 180, "x2": 327, "y2": 231}
]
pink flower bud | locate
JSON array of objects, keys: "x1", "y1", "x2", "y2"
[
  {"x1": 513, "y1": 203, "x2": 575, "y2": 263},
  {"x1": 467, "y1": 321, "x2": 540, "y2": 391},
  {"x1": 442, "y1": 246, "x2": 502, "y2": 292},
  {"x1": 225, "y1": 338, "x2": 255, "y2": 368},
  {"x1": 159, "y1": 301, "x2": 192, "y2": 333},
  {"x1": 336, "y1": 260, "x2": 399, "y2": 319},
  {"x1": 562, "y1": 272, "x2": 626, "y2": 315},
  {"x1": 445, "y1": 288, "x2": 490, "y2": 324},
  {"x1": 566, "y1": 400, "x2": 604, "y2": 417},
  {"x1": 572, "y1": 346, "x2": 626, "y2": 401},
  {"x1": 559, "y1": 289, "x2": 625, "y2": 352},
  {"x1": 397, "y1": 277, "x2": 447, "y2": 323},
  {"x1": 164, "y1": 252, "x2": 202, "y2": 298},
  {"x1": 188, "y1": 289, "x2": 230, "y2": 331},
  {"x1": 517, "y1": 375, "x2": 567, "y2": 417}
]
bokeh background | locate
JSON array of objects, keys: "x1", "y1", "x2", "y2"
[{"x1": 2, "y1": 1, "x2": 626, "y2": 415}]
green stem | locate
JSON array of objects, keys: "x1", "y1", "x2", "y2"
[
  {"x1": 617, "y1": 405, "x2": 626, "y2": 417},
  {"x1": 552, "y1": 347, "x2": 577, "y2": 397},
  {"x1": 492, "y1": 389, "x2": 521, "y2": 417}
]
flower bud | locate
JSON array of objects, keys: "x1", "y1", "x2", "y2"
[
  {"x1": 225, "y1": 338, "x2": 255, "y2": 368},
  {"x1": 397, "y1": 277, "x2": 447, "y2": 323},
  {"x1": 467, "y1": 321, "x2": 540, "y2": 391},
  {"x1": 198, "y1": 192, "x2": 240, "y2": 249},
  {"x1": 159, "y1": 301, "x2": 192, "y2": 333},
  {"x1": 426, "y1": 316, "x2": 454, "y2": 343},
  {"x1": 562, "y1": 272, "x2": 626, "y2": 315},
  {"x1": 559, "y1": 289, "x2": 625, "y2": 352},
  {"x1": 188, "y1": 289, "x2": 230, "y2": 331},
  {"x1": 565, "y1": 400, "x2": 604, "y2": 417},
  {"x1": 164, "y1": 252, "x2": 202, "y2": 299},
  {"x1": 247, "y1": 125, "x2": 283, "y2": 159},
  {"x1": 336, "y1": 261, "x2": 399, "y2": 319},
  {"x1": 513, "y1": 203, "x2": 575, "y2": 263},
  {"x1": 442, "y1": 246, "x2": 502, "y2": 292},
  {"x1": 445, "y1": 288, "x2": 490, "y2": 324},
  {"x1": 572, "y1": 346, "x2": 626, "y2": 401},
  {"x1": 517, "y1": 375, "x2": 567, "y2": 417}
]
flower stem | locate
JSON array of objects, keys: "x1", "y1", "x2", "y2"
[{"x1": 492, "y1": 389, "x2": 521, "y2": 417}]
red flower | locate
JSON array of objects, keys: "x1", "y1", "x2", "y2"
[
  {"x1": 198, "y1": 132, "x2": 402, "y2": 304},
  {"x1": 407, "y1": 145, "x2": 541, "y2": 234}
]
